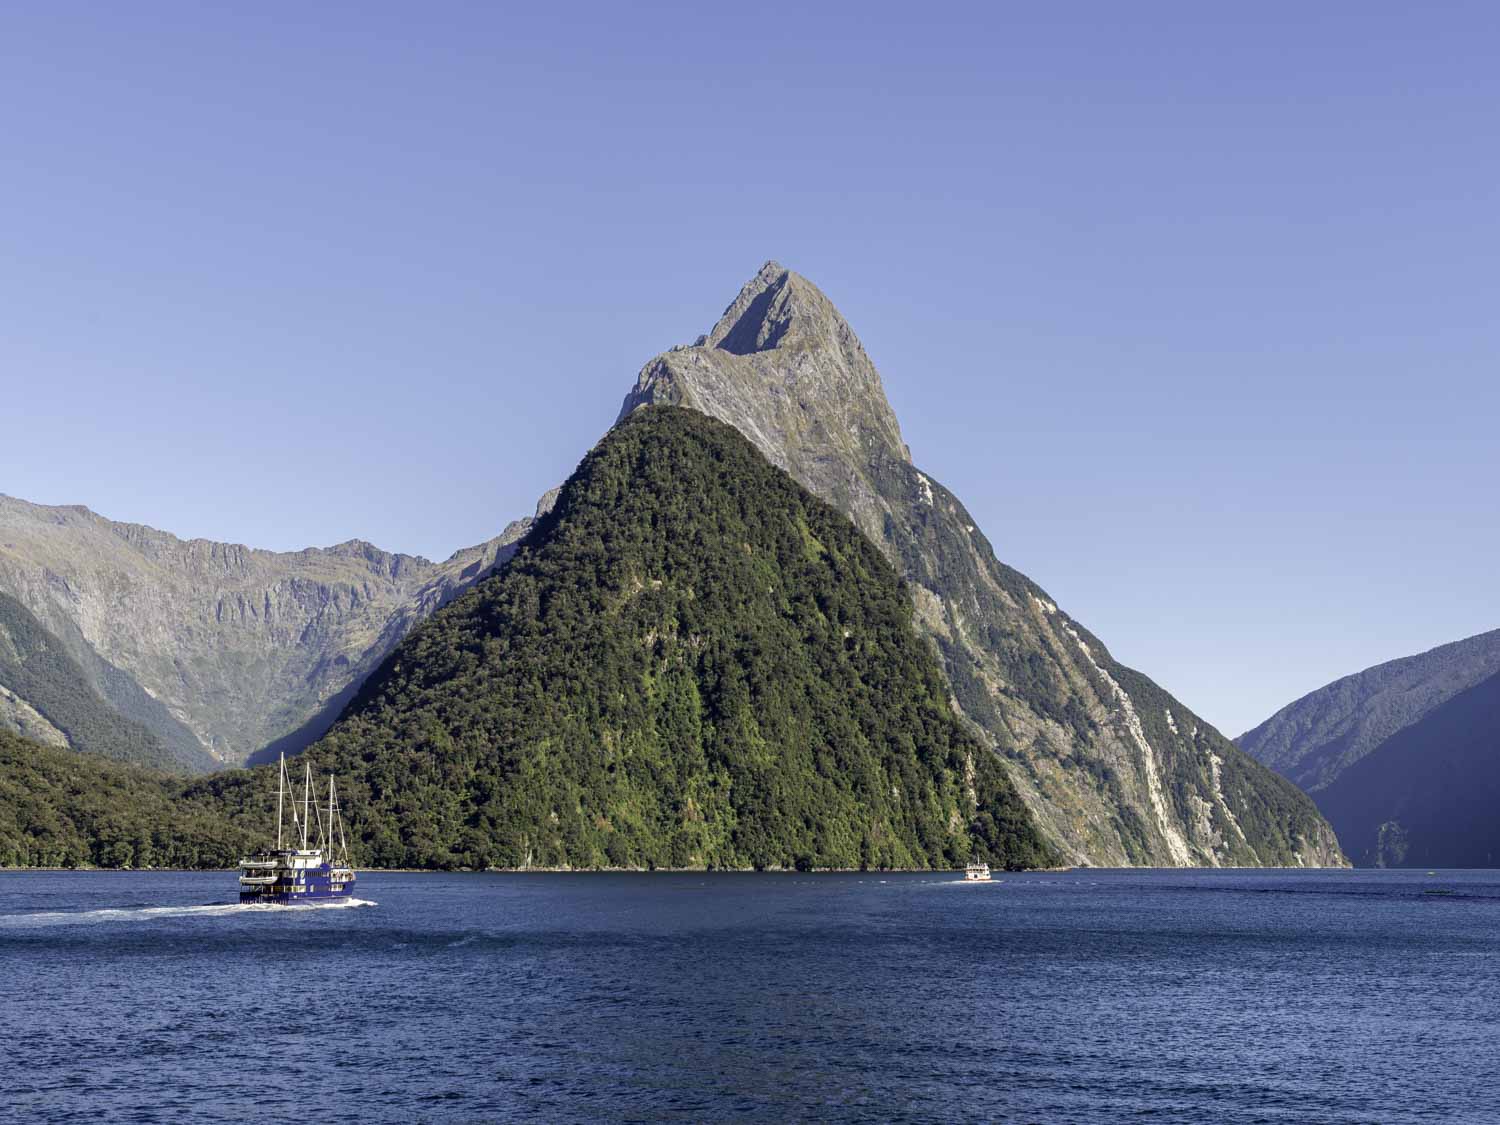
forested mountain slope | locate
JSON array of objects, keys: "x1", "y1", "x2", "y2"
[
  {"x1": 0, "y1": 730, "x2": 251, "y2": 868},
  {"x1": 1239, "y1": 628, "x2": 1500, "y2": 791},
  {"x1": 1315, "y1": 670, "x2": 1500, "y2": 867},
  {"x1": 281, "y1": 407, "x2": 1058, "y2": 871}
]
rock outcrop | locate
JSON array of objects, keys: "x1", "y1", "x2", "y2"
[{"x1": 620, "y1": 262, "x2": 1344, "y2": 867}]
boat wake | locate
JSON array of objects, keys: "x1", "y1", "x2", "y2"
[{"x1": 0, "y1": 898, "x2": 377, "y2": 929}]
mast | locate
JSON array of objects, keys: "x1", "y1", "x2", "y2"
[
  {"x1": 327, "y1": 776, "x2": 335, "y2": 857},
  {"x1": 302, "y1": 759, "x2": 311, "y2": 850},
  {"x1": 335, "y1": 782, "x2": 348, "y2": 866},
  {"x1": 276, "y1": 752, "x2": 286, "y2": 850}
]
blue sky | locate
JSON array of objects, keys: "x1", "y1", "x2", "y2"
[{"x1": 2, "y1": 3, "x2": 1495, "y2": 735}]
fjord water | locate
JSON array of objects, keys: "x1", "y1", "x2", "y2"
[{"x1": 1, "y1": 871, "x2": 1496, "y2": 1123}]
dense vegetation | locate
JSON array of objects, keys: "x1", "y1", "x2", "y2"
[
  {"x1": 248, "y1": 407, "x2": 1056, "y2": 871},
  {"x1": 0, "y1": 593, "x2": 185, "y2": 772},
  {"x1": 0, "y1": 730, "x2": 253, "y2": 868}
]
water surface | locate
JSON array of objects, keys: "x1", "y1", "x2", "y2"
[{"x1": 1, "y1": 869, "x2": 1496, "y2": 1122}]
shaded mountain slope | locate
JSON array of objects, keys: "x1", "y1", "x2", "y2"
[
  {"x1": 0, "y1": 493, "x2": 537, "y2": 764},
  {"x1": 619, "y1": 262, "x2": 1343, "y2": 867},
  {"x1": 286, "y1": 407, "x2": 1057, "y2": 871},
  {"x1": 1315, "y1": 670, "x2": 1500, "y2": 867},
  {"x1": 1239, "y1": 628, "x2": 1500, "y2": 791},
  {"x1": 0, "y1": 592, "x2": 208, "y2": 771}
]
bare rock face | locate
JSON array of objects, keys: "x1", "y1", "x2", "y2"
[
  {"x1": 621, "y1": 262, "x2": 1345, "y2": 867},
  {"x1": 0, "y1": 495, "x2": 531, "y2": 765},
  {"x1": 621, "y1": 262, "x2": 909, "y2": 544}
]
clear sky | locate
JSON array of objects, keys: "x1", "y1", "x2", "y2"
[{"x1": 2, "y1": 3, "x2": 1495, "y2": 737}]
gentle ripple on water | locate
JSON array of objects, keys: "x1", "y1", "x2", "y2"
[{"x1": 0, "y1": 869, "x2": 1497, "y2": 1123}]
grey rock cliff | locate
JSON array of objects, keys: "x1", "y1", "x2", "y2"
[{"x1": 620, "y1": 261, "x2": 1344, "y2": 867}]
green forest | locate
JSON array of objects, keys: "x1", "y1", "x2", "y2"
[{"x1": 0, "y1": 730, "x2": 252, "y2": 868}]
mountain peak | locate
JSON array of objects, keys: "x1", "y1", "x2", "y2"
[
  {"x1": 619, "y1": 262, "x2": 910, "y2": 472},
  {"x1": 705, "y1": 261, "x2": 848, "y2": 358}
]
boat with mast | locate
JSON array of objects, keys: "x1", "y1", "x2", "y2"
[{"x1": 238, "y1": 753, "x2": 356, "y2": 905}]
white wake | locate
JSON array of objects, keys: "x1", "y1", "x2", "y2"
[{"x1": 0, "y1": 898, "x2": 377, "y2": 928}]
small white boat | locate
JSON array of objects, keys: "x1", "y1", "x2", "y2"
[{"x1": 964, "y1": 860, "x2": 991, "y2": 881}]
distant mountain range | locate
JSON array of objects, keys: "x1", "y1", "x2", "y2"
[
  {"x1": 1240, "y1": 629, "x2": 1500, "y2": 866},
  {"x1": 0, "y1": 493, "x2": 545, "y2": 767},
  {"x1": 0, "y1": 261, "x2": 1345, "y2": 868}
]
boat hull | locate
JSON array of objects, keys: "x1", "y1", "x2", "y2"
[{"x1": 239, "y1": 865, "x2": 356, "y2": 905}]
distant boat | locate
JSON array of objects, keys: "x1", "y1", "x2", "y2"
[
  {"x1": 964, "y1": 860, "x2": 992, "y2": 881},
  {"x1": 238, "y1": 754, "x2": 356, "y2": 905}
]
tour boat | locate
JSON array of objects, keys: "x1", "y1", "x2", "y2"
[
  {"x1": 964, "y1": 860, "x2": 992, "y2": 881},
  {"x1": 238, "y1": 753, "x2": 356, "y2": 905}
]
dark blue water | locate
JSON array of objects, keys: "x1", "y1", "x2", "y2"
[{"x1": 1, "y1": 869, "x2": 1497, "y2": 1123}]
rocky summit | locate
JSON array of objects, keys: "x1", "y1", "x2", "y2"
[{"x1": 620, "y1": 262, "x2": 1344, "y2": 868}]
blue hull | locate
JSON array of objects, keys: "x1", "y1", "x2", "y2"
[{"x1": 239, "y1": 866, "x2": 356, "y2": 905}]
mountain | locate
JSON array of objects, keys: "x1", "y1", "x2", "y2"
[
  {"x1": 1238, "y1": 628, "x2": 1500, "y2": 791},
  {"x1": 0, "y1": 493, "x2": 542, "y2": 765},
  {"x1": 619, "y1": 262, "x2": 1343, "y2": 867},
  {"x1": 272, "y1": 407, "x2": 1058, "y2": 871},
  {"x1": 1313, "y1": 670, "x2": 1500, "y2": 867},
  {"x1": 0, "y1": 592, "x2": 204, "y2": 771},
  {"x1": 0, "y1": 261, "x2": 1345, "y2": 869}
]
